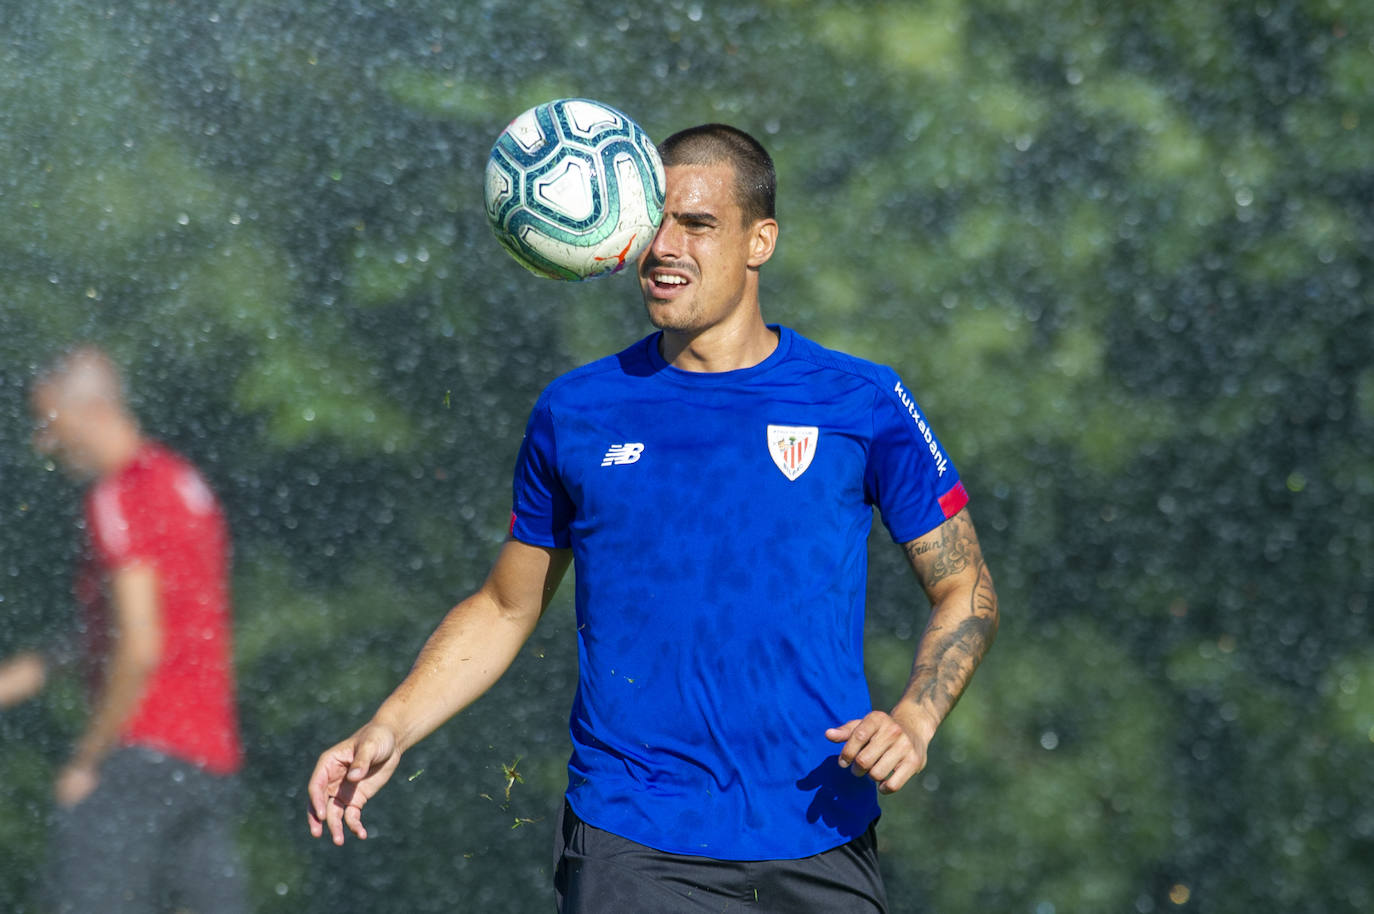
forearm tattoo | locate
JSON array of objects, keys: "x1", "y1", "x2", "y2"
[{"x1": 902, "y1": 511, "x2": 999, "y2": 719}]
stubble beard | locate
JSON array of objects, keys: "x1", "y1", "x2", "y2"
[
  {"x1": 641, "y1": 277, "x2": 703, "y2": 334},
  {"x1": 645, "y1": 298, "x2": 703, "y2": 333}
]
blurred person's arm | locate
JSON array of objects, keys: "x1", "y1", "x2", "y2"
[
  {"x1": 1, "y1": 624, "x2": 84, "y2": 708},
  {"x1": 308, "y1": 538, "x2": 570, "y2": 845},
  {"x1": 0, "y1": 650, "x2": 48, "y2": 708},
  {"x1": 57, "y1": 563, "x2": 162, "y2": 807}
]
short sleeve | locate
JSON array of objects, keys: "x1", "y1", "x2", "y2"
[
  {"x1": 510, "y1": 396, "x2": 574, "y2": 548},
  {"x1": 864, "y1": 369, "x2": 969, "y2": 544},
  {"x1": 87, "y1": 477, "x2": 141, "y2": 568}
]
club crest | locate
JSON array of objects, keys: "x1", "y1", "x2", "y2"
[{"x1": 767, "y1": 425, "x2": 818, "y2": 481}]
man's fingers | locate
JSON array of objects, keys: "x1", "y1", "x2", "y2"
[
  {"x1": 324, "y1": 785, "x2": 357, "y2": 845},
  {"x1": 323, "y1": 786, "x2": 370, "y2": 844},
  {"x1": 838, "y1": 715, "x2": 899, "y2": 772},
  {"x1": 863, "y1": 743, "x2": 910, "y2": 784},
  {"x1": 825, "y1": 720, "x2": 861, "y2": 744},
  {"x1": 829, "y1": 711, "x2": 925, "y2": 780},
  {"x1": 307, "y1": 748, "x2": 351, "y2": 823},
  {"x1": 307, "y1": 725, "x2": 403, "y2": 845},
  {"x1": 827, "y1": 711, "x2": 930, "y2": 794},
  {"x1": 348, "y1": 741, "x2": 375, "y2": 781},
  {"x1": 878, "y1": 761, "x2": 916, "y2": 795},
  {"x1": 307, "y1": 771, "x2": 333, "y2": 824},
  {"x1": 327, "y1": 800, "x2": 346, "y2": 846},
  {"x1": 344, "y1": 802, "x2": 368, "y2": 841},
  {"x1": 306, "y1": 776, "x2": 329, "y2": 836},
  {"x1": 306, "y1": 777, "x2": 341, "y2": 839},
  {"x1": 347, "y1": 728, "x2": 398, "y2": 781}
]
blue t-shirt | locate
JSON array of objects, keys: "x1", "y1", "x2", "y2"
[{"x1": 511, "y1": 326, "x2": 968, "y2": 860}]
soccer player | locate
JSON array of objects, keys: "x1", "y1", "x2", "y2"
[
  {"x1": 307, "y1": 124, "x2": 999, "y2": 912},
  {"x1": 0, "y1": 346, "x2": 246, "y2": 914}
]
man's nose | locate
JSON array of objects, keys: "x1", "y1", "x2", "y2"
[{"x1": 647, "y1": 218, "x2": 682, "y2": 261}]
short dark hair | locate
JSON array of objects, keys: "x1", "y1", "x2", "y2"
[{"x1": 658, "y1": 124, "x2": 776, "y2": 225}]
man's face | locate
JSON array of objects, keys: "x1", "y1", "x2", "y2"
[
  {"x1": 31, "y1": 385, "x2": 97, "y2": 480},
  {"x1": 637, "y1": 162, "x2": 772, "y2": 335}
]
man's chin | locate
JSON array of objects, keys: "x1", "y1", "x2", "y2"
[
  {"x1": 643, "y1": 299, "x2": 697, "y2": 333},
  {"x1": 647, "y1": 314, "x2": 696, "y2": 334},
  {"x1": 49, "y1": 452, "x2": 98, "y2": 482}
]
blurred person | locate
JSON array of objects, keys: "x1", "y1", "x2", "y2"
[
  {"x1": 0, "y1": 346, "x2": 246, "y2": 914},
  {"x1": 308, "y1": 125, "x2": 999, "y2": 913}
]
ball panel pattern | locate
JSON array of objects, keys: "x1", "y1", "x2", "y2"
[{"x1": 484, "y1": 98, "x2": 665, "y2": 281}]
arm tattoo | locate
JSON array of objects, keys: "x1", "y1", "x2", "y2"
[
  {"x1": 903, "y1": 512, "x2": 974, "y2": 589},
  {"x1": 901, "y1": 511, "x2": 999, "y2": 720},
  {"x1": 908, "y1": 561, "x2": 998, "y2": 715}
]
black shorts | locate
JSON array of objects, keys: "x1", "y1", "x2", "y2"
[
  {"x1": 554, "y1": 802, "x2": 889, "y2": 913},
  {"x1": 46, "y1": 747, "x2": 246, "y2": 914}
]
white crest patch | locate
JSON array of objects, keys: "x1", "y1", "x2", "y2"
[{"x1": 767, "y1": 425, "x2": 819, "y2": 481}]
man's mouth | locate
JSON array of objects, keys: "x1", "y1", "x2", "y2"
[{"x1": 644, "y1": 265, "x2": 692, "y2": 296}]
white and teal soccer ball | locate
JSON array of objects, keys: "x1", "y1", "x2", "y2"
[{"x1": 484, "y1": 98, "x2": 666, "y2": 281}]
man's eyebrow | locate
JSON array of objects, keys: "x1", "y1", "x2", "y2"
[{"x1": 672, "y1": 210, "x2": 720, "y2": 225}]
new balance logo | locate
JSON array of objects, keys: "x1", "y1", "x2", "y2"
[{"x1": 601, "y1": 443, "x2": 644, "y2": 466}]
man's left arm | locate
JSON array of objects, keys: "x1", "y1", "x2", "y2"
[
  {"x1": 57, "y1": 563, "x2": 162, "y2": 807},
  {"x1": 827, "y1": 507, "x2": 999, "y2": 794}
]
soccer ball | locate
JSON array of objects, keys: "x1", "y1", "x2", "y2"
[{"x1": 484, "y1": 98, "x2": 666, "y2": 281}]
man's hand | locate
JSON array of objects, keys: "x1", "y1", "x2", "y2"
[
  {"x1": 54, "y1": 760, "x2": 100, "y2": 808},
  {"x1": 304, "y1": 542, "x2": 570, "y2": 847},
  {"x1": 835, "y1": 509, "x2": 998, "y2": 797},
  {"x1": 306, "y1": 722, "x2": 404, "y2": 845},
  {"x1": 825, "y1": 707, "x2": 937, "y2": 795},
  {"x1": 0, "y1": 651, "x2": 47, "y2": 709}
]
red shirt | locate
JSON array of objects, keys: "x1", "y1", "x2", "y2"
[{"x1": 78, "y1": 442, "x2": 243, "y2": 775}]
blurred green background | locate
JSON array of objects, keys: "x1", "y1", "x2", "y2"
[{"x1": 1, "y1": 1, "x2": 1370, "y2": 911}]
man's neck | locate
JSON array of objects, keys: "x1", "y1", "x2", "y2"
[
  {"x1": 96, "y1": 423, "x2": 144, "y2": 479},
  {"x1": 660, "y1": 316, "x2": 779, "y2": 373}
]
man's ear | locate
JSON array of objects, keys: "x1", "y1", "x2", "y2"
[{"x1": 747, "y1": 219, "x2": 779, "y2": 268}]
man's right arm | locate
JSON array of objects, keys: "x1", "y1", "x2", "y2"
[
  {"x1": 306, "y1": 538, "x2": 570, "y2": 845},
  {"x1": 0, "y1": 650, "x2": 48, "y2": 709}
]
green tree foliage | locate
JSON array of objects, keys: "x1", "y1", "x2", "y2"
[{"x1": 1, "y1": 1, "x2": 1369, "y2": 911}]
